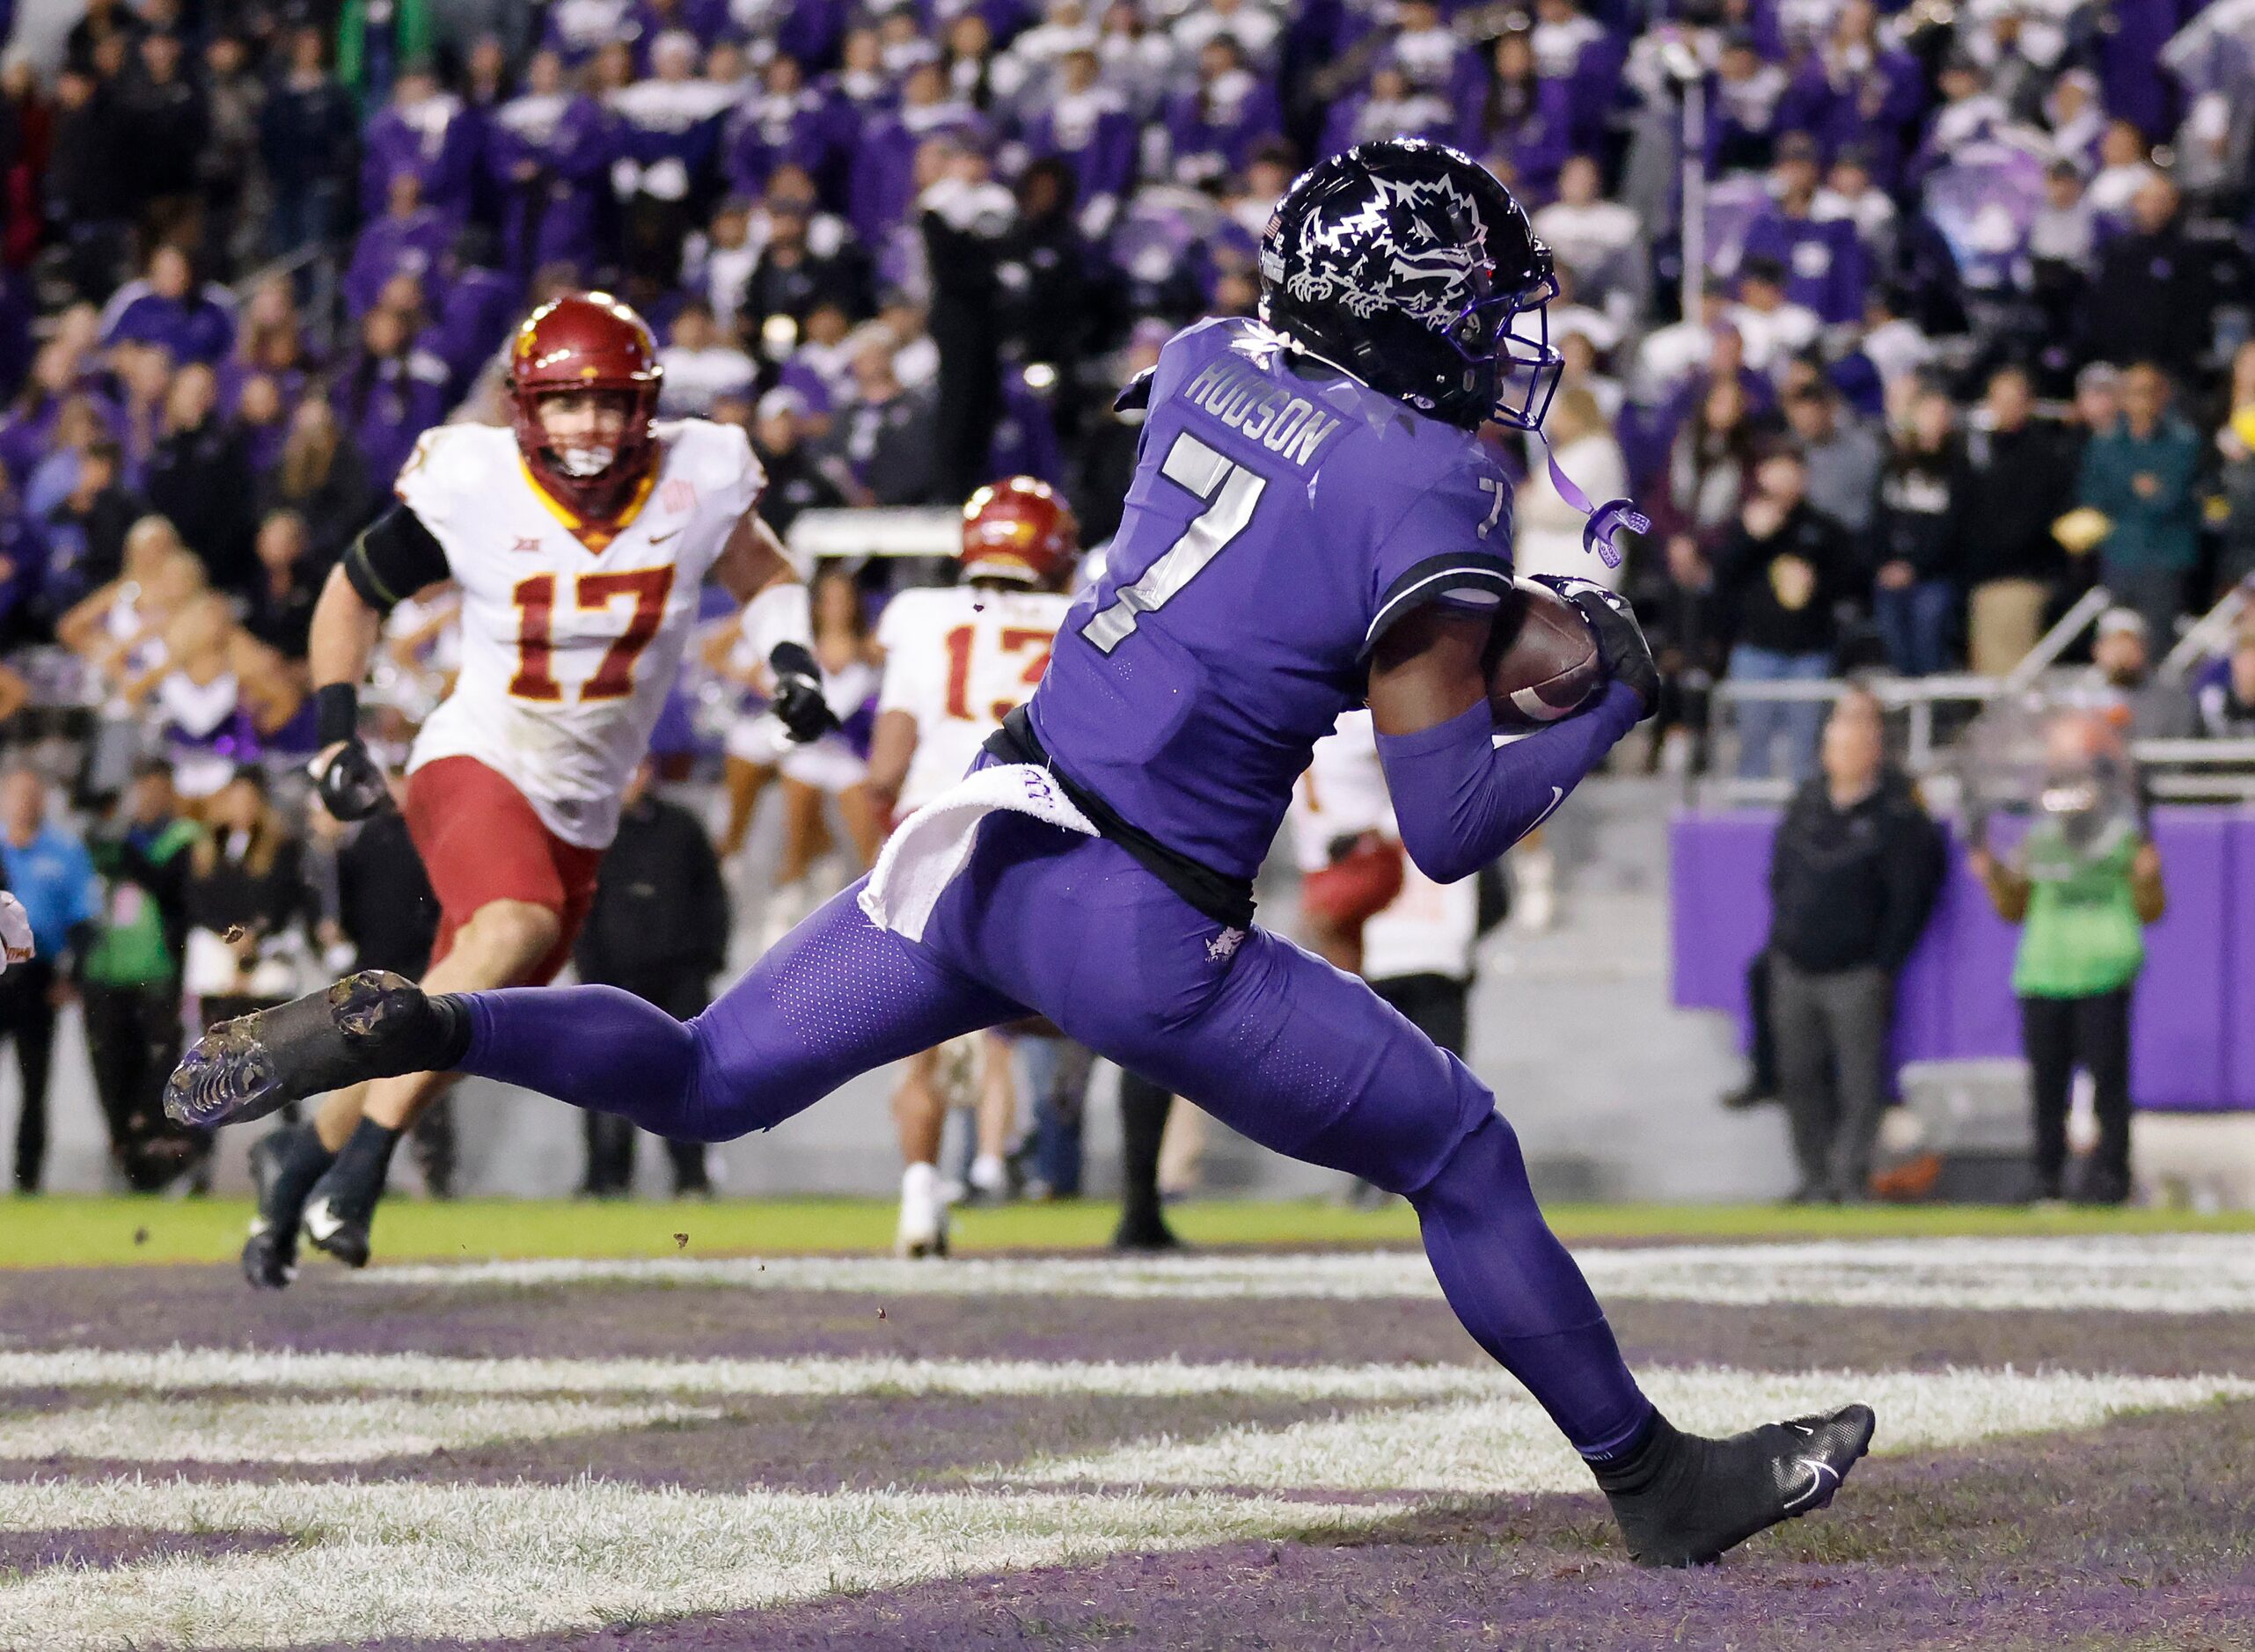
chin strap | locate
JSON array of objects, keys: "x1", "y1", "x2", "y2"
[{"x1": 1531, "y1": 430, "x2": 1649, "y2": 571}]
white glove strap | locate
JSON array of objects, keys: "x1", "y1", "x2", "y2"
[{"x1": 739, "y1": 581, "x2": 812, "y2": 669}]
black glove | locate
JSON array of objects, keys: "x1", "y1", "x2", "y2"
[
  {"x1": 313, "y1": 738, "x2": 389, "y2": 821},
  {"x1": 1530, "y1": 574, "x2": 1659, "y2": 720},
  {"x1": 768, "y1": 640, "x2": 839, "y2": 744}
]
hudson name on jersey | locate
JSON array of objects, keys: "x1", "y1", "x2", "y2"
[{"x1": 398, "y1": 418, "x2": 763, "y2": 848}]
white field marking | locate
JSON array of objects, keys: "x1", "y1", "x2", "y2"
[
  {"x1": 0, "y1": 1395, "x2": 719, "y2": 1464},
  {"x1": 1016, "y1": 1366, "x2": 2255, "y2": 1495},
  {"x1": 0, "y1": 1478, "x2": 1387, "y2": 1651},
  {"x1": 0, "y1": 1347, "x2": 1505, "y2": 1404},
  {"x1": 351, "y1": 1234, "x2": 2255, "y2": 1314}
]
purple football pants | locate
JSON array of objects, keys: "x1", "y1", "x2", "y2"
[{"x1": 458, "y1": 811, "x2": 1653, "y2": 1454}]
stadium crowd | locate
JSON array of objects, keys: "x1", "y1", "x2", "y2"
[{"x1": 0, "y1": 0, "x2": 2249, "y2": 1189}]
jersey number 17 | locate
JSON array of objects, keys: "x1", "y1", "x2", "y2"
[{"x1": 509, "y1": 568, "x2": 676, "y2": 704}]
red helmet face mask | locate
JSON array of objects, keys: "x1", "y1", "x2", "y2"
[
  {"x1": 960, "y1": 477, "x2": 1078, "y2": 588},
  {"x1": 508, "y1": 293, "x2": 664, "y2": 519}
]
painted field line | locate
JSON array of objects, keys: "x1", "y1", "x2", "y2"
[
  {"x1": 0, "y1": 1395, "x2": 718, "y2": 1465},
  {"x1": 0, "y1": 1347, "x2": 1505, "y2": 1403},
  {"x1": 351, "y1": 1234, "x2": 2255, "y2": 1313},
  {"x1": 1015, "y1": 1366, "x2": 2255, "y2": 1495},
  {"x1": 0, "y1": 1478, "x2": 1387, "y2": 1650}
]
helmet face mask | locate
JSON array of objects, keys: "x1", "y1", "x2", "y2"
[
  {"x1": 531, "y1": 389, "x2": 633, "y2": 479},
  {"x1": 1259, "y1": 140, "x2": 1563, "y2": 433}
]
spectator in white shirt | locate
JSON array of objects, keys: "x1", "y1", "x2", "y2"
[
  {"x1": 657, "y1": 301, "x2": 757, "y2": 416},
  {"x1": 1731, "y1": 257, "x2": 1821, "y2": 376},
  {"x1": 1532, "y1": 155, "x2": 1645, "y2": 321}
]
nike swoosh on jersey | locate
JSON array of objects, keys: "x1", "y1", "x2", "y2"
[
  {"x1": 1515, "y1": 786, "x2": 1566, "y2": 844},
  {"x1": 648, "y1": 527, "x2": 682, "y2": 545}
]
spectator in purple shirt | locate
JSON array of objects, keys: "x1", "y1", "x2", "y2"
[
  {"x1": 1461, "y1": 30, "x2": 1570, "y2": 199},
  {"x1": 490, "y1": 50, "x2": 618, "y2": 284},
  {"x1": 102, "y1": 247, "x2": 235, "y2": 367},
  {"x1": 332, "y1": 306, "x2": 450, "y2": 487},
  {"x1": 1021, "y1": 48, "x2": 1137, "y2": 224},
  {"x1": 359, "y1": 64, "x2": 479, "y2": 228},
  {"x1": 725, "y1": 55, "x2": 824, "y2": 203},
  {"x1": 1164, "y1": 38, "x2": 1283, "y2": 188},
  {"x1": 1741, "y1": 134, "x2": 1871, "y2": 325},
  {"x1": 345, "y1": 172, "x2": 454, "y2": 319}
]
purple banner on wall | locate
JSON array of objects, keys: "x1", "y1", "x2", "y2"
[{"x1": 1668, "y1": 808, "x2": 2255, "y2": 1112}]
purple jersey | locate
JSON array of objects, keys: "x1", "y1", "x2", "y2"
[{"x1": 1028, "y1": 317, "x2": 1519, "y2": 881}]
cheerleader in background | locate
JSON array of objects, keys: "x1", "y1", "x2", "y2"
[
  {"x1": 121, "y1": 595, "x2": 305, "y2": 802},
  {"x1": 765, "y1": 562, "x2": 882, "y2": 947},
  {"x1": 710, "y1": 563, "x2": 883, "y2": 945}
]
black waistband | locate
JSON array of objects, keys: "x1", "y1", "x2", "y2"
[{"x1": 985, "y1": 705, "x2": 1256, "y2": 932}]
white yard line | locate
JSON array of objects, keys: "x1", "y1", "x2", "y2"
[
  {"x1": 1014, "y1": 1366, "x2": 2255, "y2": 1494},
  {"x1": 348, "y1": 1234, "x2": 2255, "y2": 1313},
  {"x1": 0, "y1": 1395, "x2": 718, "y2": 1464},
  {"x1": 0, "y1": 1347, "x2": 1508, "y2": 1403},
  {"x1": 0, "y1": 1479, "x2": 1387, "y2": 1650}
]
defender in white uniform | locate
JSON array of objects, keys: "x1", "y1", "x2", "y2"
[
  {"x1": 232, "y1": 293, "x2": 835, "y2": 1289},
  {"x1": 866, "y1": 477, "x2": 1077, "y2": 1257}
]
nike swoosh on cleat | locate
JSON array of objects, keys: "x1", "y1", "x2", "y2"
[
  {"x1": 302, "y1": 1199, "x2": 344, "y2": 1242},
  {"x1": 1783, "y1": 1457, "x2": 1840, "y2": 1511}
]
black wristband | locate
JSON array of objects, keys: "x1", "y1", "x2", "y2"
[{"x1": 315, "y1": 683, "x2": 361, "y2": 749}]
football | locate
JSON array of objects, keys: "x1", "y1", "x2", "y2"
[{"x1": 1485, "y1": 578, "x2": 1605, "y2": 730}]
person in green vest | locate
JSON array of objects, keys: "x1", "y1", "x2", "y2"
[
  {"x1": 82, "y1": 761, "x2": 207, "y2": 1191},
  {"x1": 1970, "y1": 713, "x2": 2166, "y2": 1205}
]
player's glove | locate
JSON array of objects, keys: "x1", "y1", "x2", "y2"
[
  {"x1": 312, "y1": 740, "x2": 389, "y2": 821},
  {"x1": 310, "y1": 683, "x2": 389, "y2": 820},
  {"x1": 768, "y1": 641, "x2": 839, "y2": 744},
  {"x1": 1529, "y1": 574, "x2": 1660, "y2": 721}
]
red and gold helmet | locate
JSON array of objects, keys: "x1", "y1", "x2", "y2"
[
  {"x1": 508, "y1": 292, "x2": 663, "y2": 516},
  {"x1": 960, "y1": 477, "x2": 1078, "y2": 588}
]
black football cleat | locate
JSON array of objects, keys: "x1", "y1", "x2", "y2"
[
  {"x1": 301, "y1": 1163, "x2": 382, "y2": 1270},
  {"x1": 240, "y1": 1124, "x2": 335, "y2": 1290},
  {"x1": 1110, "y1": 1213, "x2": 1185, "y2": 1254},
  {"x1": 1600, "y1": 1403, "x2": 1876, "y2": 1568},
  {"x1": 166, "y1": 972, "x2": 450, "y2": 1131}
]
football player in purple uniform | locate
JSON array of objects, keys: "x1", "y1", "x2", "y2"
[{"x1": 167, "y1": 140, "x2": 1872, "y2": 1567}]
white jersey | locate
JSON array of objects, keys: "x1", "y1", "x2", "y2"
[
  {"x1": 1288, "y1": 710, "x2": 1395, "y2": 874},
  {"x1": 1293, "y1": 711, "x2": 1480, "y2": 983},
  {"x1": 875, "y1": 583, "x2": 1073, "y2": 813},
  {"x1": 399, "y1": 419, "x2": 762, "y2": 848}
]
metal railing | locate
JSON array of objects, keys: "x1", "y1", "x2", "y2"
[{"x1": 1703, "y1": 577, "x2": 2255, "y2": 807}]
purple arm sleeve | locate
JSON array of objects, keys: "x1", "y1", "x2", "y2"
[{"x1": 1376, "y1": 682, "x2": 1643, "y2": 885}]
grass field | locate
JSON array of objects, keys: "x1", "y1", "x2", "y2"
[
  {"x1": 7, "y1": 1193, "x2": 2255, "y2": 1268},
  {"x1": 6, "y1": 1207, "x2": 2255, "y2": 1647}
]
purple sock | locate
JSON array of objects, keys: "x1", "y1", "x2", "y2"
[
  {"x1": 458, "y1": 985, "x2": 708, "y2": 1137},
  {"x1": 1411, "y1": 1112, "x2": 1653, "y2": 1456}
]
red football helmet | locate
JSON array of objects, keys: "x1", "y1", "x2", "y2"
[
  {"x1": 960, "y1": 477, "x2": 1078, "y2": 588},
  {"x1": 508, "y1": 293, "x2": 663, "y2": 517}
]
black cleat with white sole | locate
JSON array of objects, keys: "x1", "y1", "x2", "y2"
[
  {"x1": 240, "y1": 1124, "x2": 335, "y2": 1290},
  {"x1": 300, "y1": 1180, "x2": 377, "y2": 1269},
  {"x1": 165, "y1": 972, "x2": 459, "y2": 1131},
  {"x1": 1598, "y1": 1403, "x2": 1876, "y2": 1568}
]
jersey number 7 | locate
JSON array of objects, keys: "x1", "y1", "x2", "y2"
[
  {"x1": 509, "y1": 568, "x2": 677, "y2": 703},
  {"x1": 1082, "y1": 432, "x2": 1267, "y2": 654}
]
